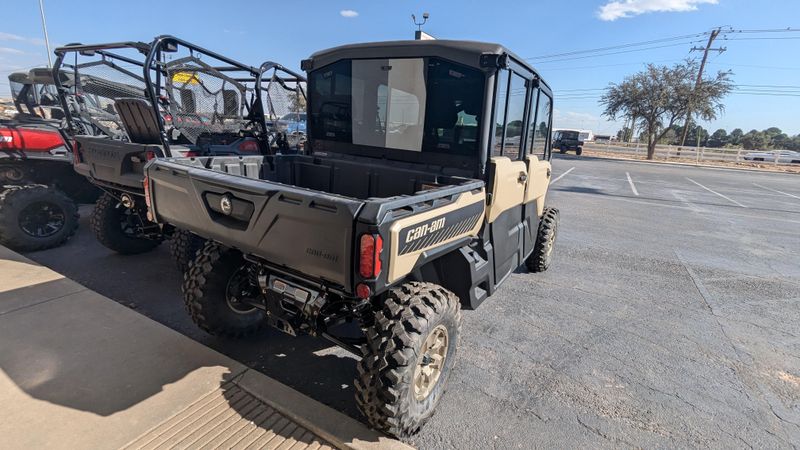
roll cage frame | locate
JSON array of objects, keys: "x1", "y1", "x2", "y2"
[{"x1": 53, "y1": 36, "x2": 306, "y2": 157}]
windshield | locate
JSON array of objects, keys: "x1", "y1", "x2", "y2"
[
  {"x1": 9, "y1": 81, "x2": 27, "y2": 101},
  {"x1": 281, "y1": 113, "x2": 306, "y2": 121},
  {"x1": 309, "y1": 57, "x2": 484, "y2": 155},
  {"x1": 562, "y1": 131, "x2": 579, "y2": 139}
]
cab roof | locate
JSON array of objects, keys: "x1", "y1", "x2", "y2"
[{"x1": 304, "y1": 39, "x2": 549, "y2": 89}]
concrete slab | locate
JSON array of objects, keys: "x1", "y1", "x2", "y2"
[
  {"x1": 0, "y1": 287, "x2": 247, "y2": 449},
  {"x1": 0, "y1": 277, "x2": 87, "y2": 315}
]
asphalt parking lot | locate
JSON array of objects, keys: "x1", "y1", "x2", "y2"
[{"x1": 26, "y1": 156, "x2": 800, "y2": 449}]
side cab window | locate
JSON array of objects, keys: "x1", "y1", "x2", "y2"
[
  {"x1": 492, "y1": 70, "x2": 509, "y2": 157},
  {"x1": 527, "y1": 90, "x2": 552, "y2": 160},
  {"x1": 492, "y1": 69, "x2": 528, "y2": 160}
]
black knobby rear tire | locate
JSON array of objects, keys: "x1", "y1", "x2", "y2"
[
  {"x1": 90, "y1": 192, "x2": 160, "y2": 255},
  {"x1": 355, "y1": 281, "x2": 462, "y2": 438},
  {"x1": 559, "y1": 145, "x2": 567, "y2": 154},
  {"x1": 169, "y1": 229, "x2": 206, "y2": 272},
  {"x1": 0, "y1": 184, "x2": 79, "y2": 252},
  {"x1": 182, "y1": 241, "x2": 265, "y2": 338},
  {"x1": 526, "y1": 206, "x2": 560, "y2": 273}
]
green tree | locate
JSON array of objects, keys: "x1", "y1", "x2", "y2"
[
  {"x1": 741, "y1": 130, "x2": 767, "y2": 150},
  {"x1": 600, "y1": 60, "x2": 732, "y2": 159},
  {"x1": 729, "y1": 128, "x2": 744, "y2": 146},
  {"x1": 707, "y1": 128, "x2": 728, "y2": 148},
  {"x1": 769, "y1": 132, "x2": 790, "y2": 149}
]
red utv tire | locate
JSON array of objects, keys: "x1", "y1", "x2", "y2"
[{"x1": 0, "y1": 184, "x2": 79, "y2": 252}]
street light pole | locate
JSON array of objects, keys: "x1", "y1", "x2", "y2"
[{"x1": 38, "y1": 0, "x2": 53, "y2": 67}]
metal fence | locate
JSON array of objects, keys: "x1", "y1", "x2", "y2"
[{"x1": 584, "y1": 141, "x2": 800, "y2": 167}]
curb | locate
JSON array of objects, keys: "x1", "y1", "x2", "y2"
[{"x1": 234, "y1": 369, "x2": 413, "y2": 450}]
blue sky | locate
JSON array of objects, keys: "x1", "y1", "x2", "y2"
[{"x1": 1, "y1": 0, "x2": 798, "y2": 135}]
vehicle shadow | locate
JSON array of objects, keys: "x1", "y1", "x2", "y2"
[
  {"x1": 0, "y1": 275, "x2": 379, "y2": 448},
  {"x1": 22, "y1": 213, "x2": 363, "y2": 418}
]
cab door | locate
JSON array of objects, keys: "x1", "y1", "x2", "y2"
[
  {"x1": 487, "y1": 157, "x2": 528, "y2": 283},
  {"x1": 522, "y1": 90, "x2": 553, "y2": 257},
  {"x1": 486, "y1": 70, "x2": 529, "y2": 285}
]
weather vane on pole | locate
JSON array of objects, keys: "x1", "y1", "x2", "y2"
[{"x1": 412, "y1": 12, "x2": 434, "y2": 40}]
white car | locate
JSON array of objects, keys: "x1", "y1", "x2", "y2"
[{"x1": 743, "y1": 150, "x2": 800, "y2": 164}]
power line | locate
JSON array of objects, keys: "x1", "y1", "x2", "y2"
[
  {"x1": 721, "y1": 27, "x2": 799, "y2": 34},
  {"x1": 736, "y1": 84, "x2": 800, "y2": 89},
  {"x1": 532, "y1": 41, "x2": 703, "y2": 64},
  {"x1": 539, "y1": 59, "x2": 685, "y2": 72},
  {"x1": 731, "y1": 92, "x2": 800, "y2": 97},
  {"x1": 707, "y1": 62, "x2": 800, "y2": 70},
  {"x1": 721, "y1": 36, "x2": 800, "y2": 41},
  {"x1": 527, "y1": 32, "x2": 707, "y2": 60}
]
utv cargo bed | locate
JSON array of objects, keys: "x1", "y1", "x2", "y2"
[
  {"x1": 74, "y1": 136, "x2": 166, "y2": 191},
  {"x1": 145, "y1": 155, "x2": 484, "y2": 289}
]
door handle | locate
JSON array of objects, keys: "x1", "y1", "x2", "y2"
[{"x1": 518, "y1": 172, "x2": 528, "y2": 183}]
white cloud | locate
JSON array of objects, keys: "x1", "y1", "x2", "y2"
[
  {"x1": 340, "y1": 9, "x2": 359, "y2": 18},
  {"x1": 0, "y1": 47, "x2": 25, "y2": 55},
  {"x1": 597, "y1": 0, "x2": 718, "y2": 21},
  {"x1": 0, "y1": 32, "x2": 46, "y2": 46}
]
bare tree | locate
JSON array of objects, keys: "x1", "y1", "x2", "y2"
[{"x1": 600, "y1": 60, "x2": 732, "y2": 159}]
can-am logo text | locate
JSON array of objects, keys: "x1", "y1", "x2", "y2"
[{"x1": 405, "y1": 218, "x2": 446, "y2": 243}]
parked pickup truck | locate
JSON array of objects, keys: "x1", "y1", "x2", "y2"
[{"x1": 144, "y1": 39, "x2": 560, "y2": 438}]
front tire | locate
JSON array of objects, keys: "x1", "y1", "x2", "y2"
[
  {"x1": 0, "y1": 184, "x2": 78, "y2": 252},
  {"x1": 576, "y1": 147, "x2": 583, "y2": 156},
  {"x1": 182, "y1": 241, "x2": 265, "y2": 338},
  {"x1": 90, "y1": 192, "x2": 160, "y2": 254},
  {"x1": 355, "y1": 282, "x2": 462, "y2": 438},
  {"x1": 526, "y1": 206, "x2": 559, "y2": 273}
]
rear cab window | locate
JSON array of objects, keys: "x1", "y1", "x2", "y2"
[{"x1": 308, "y1": 57, "x2": 484, "y2": 156}]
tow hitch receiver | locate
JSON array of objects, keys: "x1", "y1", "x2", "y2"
[{"x1": 258, "y1": 273, "x2": 325, "y2": 336}]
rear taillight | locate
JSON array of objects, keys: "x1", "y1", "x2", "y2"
[
  {"x1": 143, "y1": 174, "x2": 153, "y2": 221},
  {"x1": 72, "y1": 140, "x2": 81, "y2": 164},
  {"x1": 238, "y1": 139, "x2": 259, "y2": 153},
  {"x1": 145, "y1": 150, "x2": 157, "y2": 161},
  {"x1": 0, "y1": 127, "x2": 64, "y2": 152},
  {"x1": 185, "y1": 150, "x2": 200, "y2": 157},
  {"x1": 359, "y1": 234, "x2": 383, "y2": 279}
]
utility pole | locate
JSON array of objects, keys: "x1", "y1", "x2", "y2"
[
  {"x1": 678, "y1": 27, "x2": 726, "y2": 149},
  {"x1": 38, "y1": 0, "x2": 52, "y2": 67}
]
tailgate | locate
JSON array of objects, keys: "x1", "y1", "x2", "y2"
[
  {"x1": 145, "y1": 158, "x2": 363, "y2": 288},
  {"x1": 74, "y1": 136, "x2": 164, "y2": 190}
]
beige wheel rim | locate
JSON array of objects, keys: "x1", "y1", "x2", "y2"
[{"x1": 413, "y1": 324, "x2": 449, "y2": 401}]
